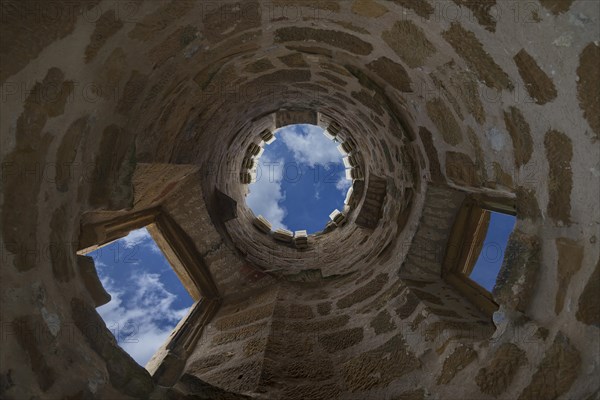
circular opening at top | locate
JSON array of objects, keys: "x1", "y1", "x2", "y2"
[{"x1": 246, "y1": 124, "x2": 351, "y2": 234}]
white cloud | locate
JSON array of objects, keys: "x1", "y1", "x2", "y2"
[
  {"x1": 147, "y1": 241, "x2": 161, "y2": 254},
  {"x1": 117, "y1": 327, "x2": 176, "y2": 368},
  {"x1": 279, "y1": 124, "x2": 341, "y2": 167},
  {"x1": 120, "y1": 227, "x2": 161, "y2": 254},
  {"x1": 96, "y1": 271, "x2": 191, "y2": 367},
  {"x1": 246, "y1": 152, "x2": 288, "y2": 230},
  {"x1": 121, "y1": 228, "x2": 151, "y2": 248},
  {"x1": 335, "y1": 173, "x2": 352, "y2": 193}
]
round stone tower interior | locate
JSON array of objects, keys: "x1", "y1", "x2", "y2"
[{"x1": 1, "y1": 1, "x2": 599, "y2": 399}]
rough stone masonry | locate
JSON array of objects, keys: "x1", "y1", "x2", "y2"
[{"x1": 0, "y1": 0, "x2": 599, "y2": 399}]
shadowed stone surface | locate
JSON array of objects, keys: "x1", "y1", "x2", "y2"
[
  {"x1": 544, "y1": 130, "x2": 573, "y2": 225},
  {"x1": 367, "y1": 57, "x2": 412, "y2": 92},
  {"x1": 391, "y1": 0, "x2": 433, "y2": 18},
  {"x1": 452, "y1": 0, "x2": 498, "y2": 32},
  {"x1": 370, "y1": 310, "x2": 396, "y2": 334},
  {"x1": 342, "y1": 334, "x2": 420, "y2": 392},
  {"x1": 337, "y1": 274, "x2": 389, "y2": 308},
  {"x1": 494, "y1": 231, "x2": 540, "y2": 312},
  {"x1": 518, "y1": 334, "x2": 581, "y2": 400},
  {"x1": 319, "y1": 328, "x2": 364, "y2": 352},
  {"x1": 1, "y1": 2, "x2": 598, "y2": 399},
  {"x1": 514, "y1": 49, "x2": 557, "y2": 105},
  {"x1": 382, "y1": 20, "x2": 435, "y2": 68},
  {"x1": 391, "y1": 389, "x2": 426, "y2": 400},
  {"x1": 85, "y1": 10, "x2": 123, "y2": 63},
  {"x1": 476, "y1": 343, "x2": 527, "y2": 396},
  {"x1": 577, "y1": 43, "x2": 600, "y2": 137},
  {"x1": 555, "y1": 238, "x2": 584, "y2": 315},
  {"x1": 445, "y1": 152, "x2": 480, "y2": 187},
  {"x1": 274, "y1": 27, "x2": 373, "y2": 55},
  {"x1": 427, "y1": 99, "x2": 463, "y2": 145},
  {"x1": 443, "y1": 23, "x2": 512, "y2": 90},
  {"x1": 539, "y1": 0, "x2": 574, "y2": 14},
  {"x1": 70, "y1": 298, "x2": 154, "y2": 398},
  {"x1": 351, "y1": 0, "x2": 389, "y2": 18},
  {"x1": 2, "y1": 67, "x2": 72, "y2": 272},
  {"x1": 576, "y1": 258, "x2": 600, "y2": 327},
  {"x1": 214, "y1": 304, "x2": 274, "y2": 331},
  {"x1": 0, "y1": 0, "x2": 101, "y2": 83},
  {"x1": 504, "y1": 107, "x2": 533, "y2": 168},
  {"x1": 437, "y1": 345, "x2": 477, "y2": 384},
  {"x1": 13, "y1": 316, "x2": 56, "y2": 392},
  {"x1": 516, "y1": 187, "x2": 542, "y2": 221},
  {"x1": 278, "y1": 53, "x2": 308, "y2": 68}
]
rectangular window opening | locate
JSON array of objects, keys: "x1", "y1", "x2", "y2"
[
  {"x1": 466, "y1": 211, "x2": 516, "y2": 292},
  {"x1": 444, "y1": 200, "x2": 517, "y2": 316},
  {"x1": 86, "y1": 225, "x2": 195, "y2": 368}
]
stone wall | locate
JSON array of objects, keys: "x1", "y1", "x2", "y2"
[{"x1": 1, "y1": 0, "x2": 599, "y2": 399}]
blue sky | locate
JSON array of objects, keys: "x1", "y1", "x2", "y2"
[
  {"x1": 89, "y1": 228, "x2": 194, "y2": 366},
  {"x1": 469, "y1": 212, "x2": 516, "y2": 291},
  {"x1": 246, "y1": 124, "x2": 350, "y2": 233}
]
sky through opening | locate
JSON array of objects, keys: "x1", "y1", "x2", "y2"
[
  {"x1": 246, "y1": 124, "x2": 350, "y2": 234},
  {"x1": 88, "y1": 228, "x2": 194, "y2": 367},
  {"x1": 469, "y1": 212, "x2": 516, "y2": 291}
]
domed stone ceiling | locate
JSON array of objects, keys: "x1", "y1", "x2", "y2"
[{"x1": 1, "y1": 1, "x2": 599, "y2": 399}]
